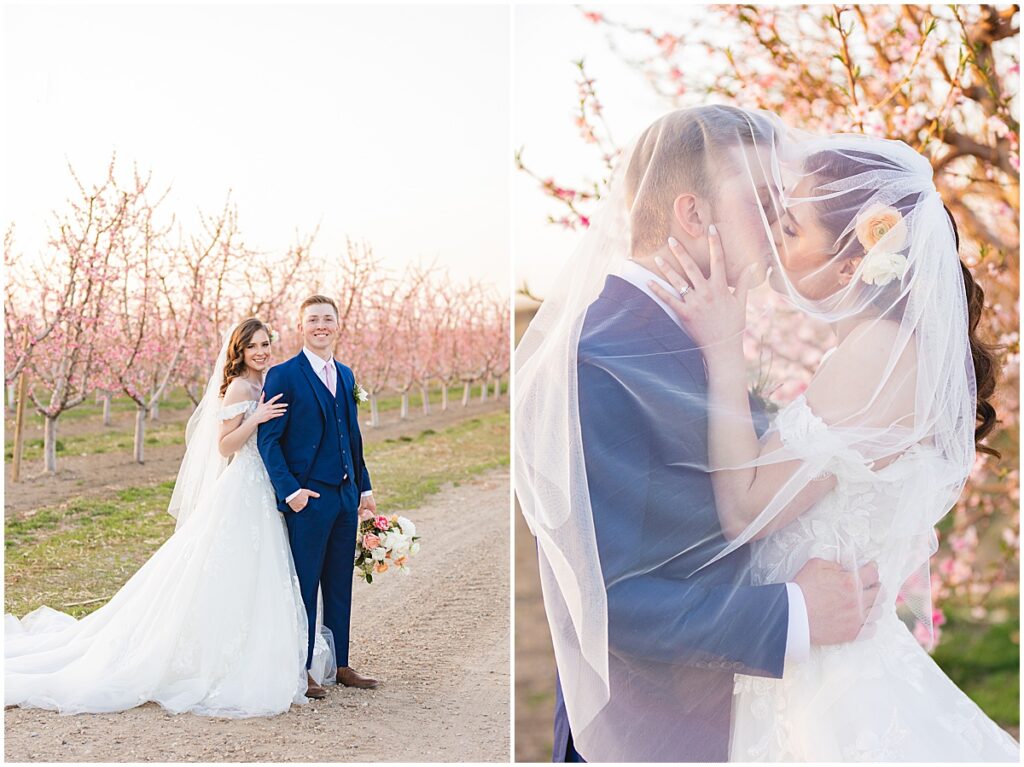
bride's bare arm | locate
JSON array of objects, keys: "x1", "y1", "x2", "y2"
[
  {"x1": 708, "y1": 320, "x2": 914, "y2": 540},
  {"x1": 217, "y1": 381, "x2": 287, "y2": 457}
]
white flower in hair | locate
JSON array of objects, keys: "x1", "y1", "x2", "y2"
[
  {"x1": 861, "y1": 251, "x2": 909, "y2": 286},
  {"x1": 855, "y1": 204, "x2": 909, "y2": 287}
]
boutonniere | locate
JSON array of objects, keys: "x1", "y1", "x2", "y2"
[{"x1": 353, "y1": 382, "x2": 369, "y2": 406}]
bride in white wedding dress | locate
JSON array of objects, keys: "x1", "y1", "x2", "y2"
[
  {"x1": 650, "y1": 123, "x2": 1019, "y2": 761},
  {"x1": 6, "y1": 319, "x2": 334, "y2": 717}
]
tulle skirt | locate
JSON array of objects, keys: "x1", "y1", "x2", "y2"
[{"x1": 731, "y1": 613, "x2": 1020, "y2": 762}]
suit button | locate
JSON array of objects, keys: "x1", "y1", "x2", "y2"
[{"x1": 343, "y1": 473, "x2": 349, "y2": 481}]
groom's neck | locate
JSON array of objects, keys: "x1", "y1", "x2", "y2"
[
  {"x1": 303, "y1": 346, "x2": 334, "y2": 363},
  {"x1": 634, "y1": 239, "x2": 710, "y2": 278}
]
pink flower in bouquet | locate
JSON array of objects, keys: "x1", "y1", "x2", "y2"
[
  {"x1": 374, "y1": 515, "x2": 389, "y2": 531},
  {"x1": 358, "y1": 507, "x2": 374, "y2": 522},
  {"x1": 362, "y1": 533, "x2": 381, "y2": 550}
]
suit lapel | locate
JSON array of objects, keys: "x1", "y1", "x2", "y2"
[{"x1": 296, "y1": 352, "x2": 331, "y2": 424}]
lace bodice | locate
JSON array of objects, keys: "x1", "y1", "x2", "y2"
[{"x1": 749, "y1": 395, "x2": 946, "y2": 596}]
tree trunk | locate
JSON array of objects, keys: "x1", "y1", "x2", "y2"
[
  {"x1": 420, "y1": 385, "x2": 430, "y2": 415},
  {"x1": 150, "y1": 400, "x2": 160, "y2": 421},
  {"x1": 11, "y1": 373, "x2": 28, "y2": 482},
  {"x1": 461, "y1": 381, "x2": 471, "y2": 407},
  {"x1": 102, "y1": 393, "x2": 112, "y2": 426},
  {"x1": 133, "y1": 405, "x2": 146, "y2": 464},
  {"x1": 441, "y1": 384, "x2": 449, "y2": 411},
  {"x1": 9, "y1": 383, "x2": 18, "y2": 411},
  {"x1": 43, "y1": 414, "x2": 59, "y2": 474},
  {"x1": 480, "y1": 377, "x2": 489, "y2": 403},
  {"x1": 400, "y1": 392, "x2": 409, "y2": 420},
  {"x1": 369, "y1": 394, "x2": 380, "y2": 428}
]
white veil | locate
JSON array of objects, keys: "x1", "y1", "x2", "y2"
[{"x1": 166, "y1": 325, "x2": 234, "y2": 530}]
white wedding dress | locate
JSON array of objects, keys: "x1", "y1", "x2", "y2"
[
  {"x1": 5, "y1": 398, "x2": 334, "y2": 718},
  {"x1": 730, "y1": 396, "x2": 1019, "y2": 761}
]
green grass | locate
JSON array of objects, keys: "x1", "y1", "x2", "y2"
[
  {"x1": 4, "y1": 423, "x2": 186, "y2": 461},
  {"x1": 932, "y1": 592, "x2": 1019, "y2": 729},
  {"x1": 4, "y1": 410, "x2": 509, "y2": 620}
]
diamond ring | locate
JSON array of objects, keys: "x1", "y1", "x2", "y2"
[{"x1": 678, "y1": 284, "x2": 691, "y2": 298}]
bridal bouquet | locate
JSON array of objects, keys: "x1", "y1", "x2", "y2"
[{"x1": 354, "y1": 511, "x2": 420, "y2": 583}]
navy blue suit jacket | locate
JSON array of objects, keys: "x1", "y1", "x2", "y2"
[
  {"x1": 552, "y1": 276, "x2": 789, "y2": 763},
  {"x1": 257, "y1": 351, "x2": 371, "y2": 512}
]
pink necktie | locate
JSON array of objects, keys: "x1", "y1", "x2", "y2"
[{"x1": 323, "y1": 361, "x2": 336, "y2": 397}]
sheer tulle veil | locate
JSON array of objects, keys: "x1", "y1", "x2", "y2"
[{"x1": 166, "y1": 325, "x2": 235, "y2": 530}]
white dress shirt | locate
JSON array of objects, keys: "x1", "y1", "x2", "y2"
[
  {"x1": 284, "y1": 348, "x2": 372, "y2": 504},
  {"x1": 616, "y1": 260, "x2": 810, "y2": 665}
]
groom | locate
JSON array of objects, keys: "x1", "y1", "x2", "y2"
[
  {"x1": 258, "y1": 294, "x2": 379, "y2": 699},
  {"x1": 552, "y1": 107, "x2": 880, "y2": 761}
]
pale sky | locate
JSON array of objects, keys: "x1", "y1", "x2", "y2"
[
  {"x1": 2, "y1": 3, "x2": 510, "y2": 287},
  {"x1": 513, "y1": 4, "x2": 721, "y2": 298}
]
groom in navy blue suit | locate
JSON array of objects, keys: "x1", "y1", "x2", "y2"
[
  {"x1": 550, "y1": 107, "x2": 878, "y2": 762},
  {"x1": 258, "y1": 294, "x2": 379, "y2": 697}
]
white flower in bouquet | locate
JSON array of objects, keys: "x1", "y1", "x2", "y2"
[
  {"x1": 397, "y1": 516, "x2": 416, "y2": 537},
  {"x1": 391, "y1": 536, "x2": 412, "y2": 558},
  {"x1": 371, "y1": 547, "x2": 387, "y2": 562},
  {"x1": 410, "y1": 540, "x2": 421, "y2": 556}
]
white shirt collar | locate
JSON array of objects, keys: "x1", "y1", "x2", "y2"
[
  {"x1": 616, "y1": 260, "x2": 685, "y2": 330},
  {"x1": 302, "y1": 346, "x2": 334, "y2": 374}
]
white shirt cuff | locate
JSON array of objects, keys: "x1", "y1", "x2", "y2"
[
  {"x1": 360, "y1": 490, "x2": 373, "y2": 498},
  {"x1": 285, "y1": 489, "x2": 301, "y2": 504},
  {"x1": 784, "y1": 582, "x2": 810, "y2": 666}
]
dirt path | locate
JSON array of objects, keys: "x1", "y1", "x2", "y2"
[
  {"x1": 514, "y1": 502, "x2": 557, "y2": 763},
  {"x1": 5, "y1": 398, "x2": 508, "y2": 518},
  {"x1": 4, "y1": 467, "x2": 511, "y2": 762}
]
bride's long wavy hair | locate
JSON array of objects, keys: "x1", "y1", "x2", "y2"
[{"x1": 219, "y1": 318, "x2": 271, "y2": 397}]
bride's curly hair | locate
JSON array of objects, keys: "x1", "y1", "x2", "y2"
[
  {"x1": 219, "y1": 318, "x2": 271, "y2": 398},
  {"x1": 807, "y1": 150, "x2": 1000, "y2": 459}
]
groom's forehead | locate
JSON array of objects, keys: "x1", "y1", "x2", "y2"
[{"x1": 302, "y1": 304, "x2": 338, "y2": 319}]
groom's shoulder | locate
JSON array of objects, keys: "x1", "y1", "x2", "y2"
[{"x1": 266, "y1": 355, "x2": 300, "y2": 380}]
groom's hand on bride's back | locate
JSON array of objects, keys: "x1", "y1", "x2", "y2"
[
  {"x1": 287, "y1": 488, "x2": 320, "y2": 513},
  {"x1": 795, "y1": 558, "x2": 881, "y2": 645}
]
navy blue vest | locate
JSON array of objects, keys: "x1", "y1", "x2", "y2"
[{"x1": 308, "y1": 377, "x2": 355, "y2": 487}]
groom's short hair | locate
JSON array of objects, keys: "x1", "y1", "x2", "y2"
[
  {"x1": 299, "y1": 294, "x2": 339, "y2": 320},
  {"x1": 624, "y1": 105, "x2": 772, "y2": 259}
]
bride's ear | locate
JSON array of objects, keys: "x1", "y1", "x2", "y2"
[
  {"x1": 837, "y1": 255, "x2": 863, "y2": 286},
  {"x1": 672, "y1": 193, "x2": 706, "y2": 238}
]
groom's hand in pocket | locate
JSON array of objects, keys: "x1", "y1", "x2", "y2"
[
  {"x1": 795, "y1": 558, "x2": 881, "y2": 646},
  {"x1": 288, "y1": 489, "x2": 320, "y2": 513}
]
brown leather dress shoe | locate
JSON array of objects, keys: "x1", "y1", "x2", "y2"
[
  {"x1": 336, "y1": 666, "x2": 379, "y2": 689},
  {"x1": 306, "y1": 673, "x2": 327, "y2": 699}
]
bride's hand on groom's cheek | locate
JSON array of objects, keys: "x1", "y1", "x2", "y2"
[{"x1": 648, "y1": 226, "x2": 757, "y2": 354}]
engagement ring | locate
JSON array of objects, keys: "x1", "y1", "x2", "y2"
[{"x1": 678, "y1": 284, "x2": 691, "y2": 298}]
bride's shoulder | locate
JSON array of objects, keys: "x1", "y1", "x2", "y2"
[{"x1": 221, "y1": 377, "x2": 256, "y2": 406}]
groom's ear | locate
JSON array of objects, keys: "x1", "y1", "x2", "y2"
[{"x1": 671, "y1": 193, "x2": 706, "y2": 238}]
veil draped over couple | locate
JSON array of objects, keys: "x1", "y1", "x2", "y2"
[
  {"x1": 515, "y1": 106, "x2": 1019, "y2": 762},
  {"x1": 6, "y1": 295, "x2": 379, "y2": 716}
]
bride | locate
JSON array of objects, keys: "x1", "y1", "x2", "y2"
[
  {"x1": 647, "y1": 124, "x2": 1019, "y2": 760},
  {"x1": 6, "y1": 318, "x2": 333, "y2": 717}
]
